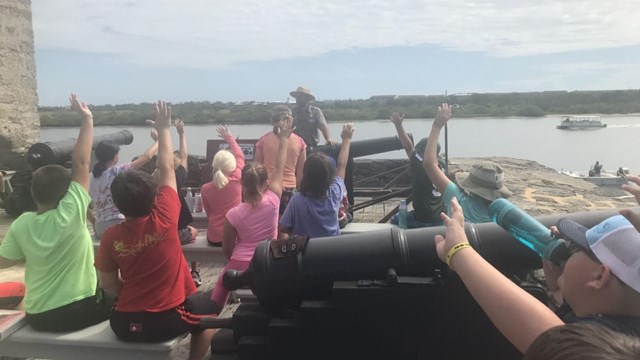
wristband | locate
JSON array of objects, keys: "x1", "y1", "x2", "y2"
[{"x1": 446, "y1": 243, "x2": 472, "y2": 268}]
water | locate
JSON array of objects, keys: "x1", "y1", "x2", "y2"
[{"x1": 40, "y1": 114, "x2": 640, "y2": 174}]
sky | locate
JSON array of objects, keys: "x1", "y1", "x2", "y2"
[{"x1": 32, "y1": 0, "x2": 640, "y2": 106}]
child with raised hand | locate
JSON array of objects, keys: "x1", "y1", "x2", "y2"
[
  {"x1": 436, "y1": 196, "x2": 640, "y2": 354},
  {"x1": 210, "y1": 120, "x2": 290, "y2": 310},
  {"x1": 201, "y1": 125, "x2": 245, "y2": 246},
  {"x1": 279, "y1": 123, "x2": 354, "y2": 238},
  {"x1": 389, "y1": 112, "x2": 444, "y2": 228},
  {"x1": 423, "y1": 104, "x2": 511, "y2": 223},
  {"x1": 90, "y1": 123, "x2": 158, "y2": 238},
  {"x1": 95, "y1": 101, "x2": 217, "y2": 360},
  {"x1": 172, "y1": 119, "x2": 201, "y2": 286},
  {"x1": 0, "y1": 93, "x2": 110, "y2": 331}
]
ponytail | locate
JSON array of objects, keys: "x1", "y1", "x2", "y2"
[
  {"x1": 241, "y1": 162, "x2": 268, "y2": 207},
  {"x1": 213, "y1": 170, "x2": 229, "y2": 190},
  {"x1": 211, "y1": 149, "x2": 236, "y2": 190},
  {"x1": 92, "y1": 162, "x2": 109, "y2": 178}
]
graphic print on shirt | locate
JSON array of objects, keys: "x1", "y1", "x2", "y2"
[{"x1": 113, "y1": 232, "x2": 167, "y2": 257}]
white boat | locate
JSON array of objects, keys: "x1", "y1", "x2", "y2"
[
  {"x1": 560, "y1": 167, "x2": 628, "y2": 186},
  {"x1": 556, "y1": 115, "x2": 607, "y2": 130}
]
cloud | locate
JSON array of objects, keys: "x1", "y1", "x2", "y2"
[{"x1": 32, "y1": 0, "x2": 640, "y2": 69}]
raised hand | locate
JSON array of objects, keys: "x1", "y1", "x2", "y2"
[
  {"x1": 150, "y1": 129, "x2": 158, "y2": 142},
  {"x1": 146, "y1": 100, "x2": 171, "y2": 130},
  {"x1": 390, "y1": 112, "x2": 404, "y2": 126},
  {"x1": 433, "y1": 103, "x2": 452, "y2": 128},
  {"x1": 216, "y1": 124, "x2": 231, "y2": 138},
  {"x1": 341, "y1": 123, "x2": 355, "y2": 141},
  {"x1": 175, "y1": 118, "x2": 185, "y2": 135},
  {"x1": 620, "y1": 175, "x2": 640, "y2": 232},
  {"x1": 69, "y1": 93, "x2": 92, "y2": 120},
  {"x1": 274, "y1": 120, "x2": 293, "y2": 139},
  {"x1": 434, "y1": 197, "x2": 469, "y2": 265}
]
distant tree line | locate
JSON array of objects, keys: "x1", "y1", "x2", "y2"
[{"x1": 39, "y1": 89, "x2": 640, "y2": 127}]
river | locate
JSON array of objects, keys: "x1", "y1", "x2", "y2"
[{"x1": 41, "y1": 114, "x2": 640, "y2": 175}]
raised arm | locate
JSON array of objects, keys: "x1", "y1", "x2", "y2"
[
  {"x1": 218, "y1": 125, "x2": 245, "y2": 170},
  {"x1": 146, "y1": 101, "x2": 175, "y2": 190},
  {"x1": 435, "y1": 198, "x2": 564, "y2": 353},
  {"x1": 621, "y1": 174, "x2": 640, "y2": 232},
  {"x1": 268, "y1": 122, "x2": 292, "y2": 198},
  {"x1": 131, "y1": 128, "x2": 158, "y2": 169},
  {"x1": 390, "y1": 112, "x2": 414, "y2": 158},
  {"x1": 69, "y1": 93, "x2": 94, "y2": 190},
  {"x1": 336, "y1": 123, "x2": 355, "y2": 179},
  {"x1": 175, "y1": 119, "x2": 188, "y2": 169},
  {"x1": 423, "y1": 104, "x2": 452, "y2": 194}
]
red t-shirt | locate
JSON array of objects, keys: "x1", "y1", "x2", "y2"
[{"x1": 95, "y1": 186, "x2": 196, "y2": 312}]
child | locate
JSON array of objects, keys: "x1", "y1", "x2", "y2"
[
  {"x1": 255, "y1": 105, "x2": 307, "y2": 214},
  {"x1": 0, "y1": 94, "x2": 110, "y2": 331},
  {"x1": 435, "y1": 197, "x2": 640, "y2": 354},
  {"x1": 523, "y1": 323, "x2": 640, "y2": 359},
  {"x1": 423, "y1": 104, "x2": 511, "y2": 223},
  {"x1": 201, "y1": 125, "x2": 244, "y2": 246},
  {"x1": 210, "y1": 120, "x2": 290, "y2": 310},
  {"x1": 95, "y1": 101, "x2": 217, "y2": 360},
  {"x1": 90, "y1": 129, "x2": 158, "y2": 238},
  {"x1": 279, "y1": 123, "x2": 354, "y2": 238},
  {"x1": 389, "y1": 112, "x2": 444, "y2": 227}
]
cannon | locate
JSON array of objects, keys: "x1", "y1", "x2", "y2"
[
  {"x1": 3, "y1": 130, "x2": 133, "y2": 217},
  {"x1": 204, "y1": 208, "x2": 622, "y2": 360}
]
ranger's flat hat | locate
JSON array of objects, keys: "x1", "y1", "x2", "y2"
[{"x1": 290, "y1": 86, "x2": 315, "y2": 101}]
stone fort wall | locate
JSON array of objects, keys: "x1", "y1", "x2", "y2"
[{"x1": 0, "y1": 0, "x2": 39, "y2": 169}]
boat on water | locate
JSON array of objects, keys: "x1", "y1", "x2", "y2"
[
  {"x1": 560, "y1": 167, "x2": 629, "y2": 186},
  {"x1": 556, "y1": 115, "x2": 607, "y2": 130}
]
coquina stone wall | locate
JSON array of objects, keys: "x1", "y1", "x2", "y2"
[{"x1": 0, "y1": 0, "x2": 39, "y2": 169}]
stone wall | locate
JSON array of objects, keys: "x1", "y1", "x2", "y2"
[{"x1": 0, "y1": 0, "x2": 39, "y2": 169}]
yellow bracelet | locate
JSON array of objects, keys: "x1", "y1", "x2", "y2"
[{"x1": 446, "y1": 243, "x2": 473, "y2": 268}]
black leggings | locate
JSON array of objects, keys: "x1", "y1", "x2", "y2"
[{"x1": 26, "y1": 289, "x2": 111, "y2": 332}]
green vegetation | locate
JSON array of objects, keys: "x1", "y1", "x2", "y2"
[{"x1": 39, "y1": 89, "x2": 640, "y2": 127}]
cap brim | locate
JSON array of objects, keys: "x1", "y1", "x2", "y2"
[{"x1": 556, "y1": 218, "x2": 590, "y2": 252}]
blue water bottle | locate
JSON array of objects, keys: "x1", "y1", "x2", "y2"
[
  {"x1": 489, "y1": 199, "x2": 568, "y2": 264},
  {"x1": 398, "y1": 199, "x2": 408, "y2": 229}
]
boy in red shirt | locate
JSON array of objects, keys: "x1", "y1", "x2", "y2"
[{"x1": 95, "y1": 101, "x2": 217, "y2": 360}]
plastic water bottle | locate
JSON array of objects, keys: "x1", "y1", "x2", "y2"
[
  {"x1": 488, "y1": 198, "x2": 568, "y2": 264},
  {"x1": 185, "y1": 187, "x2": 195, "y2": 213},
  {"x1": 194, "y1": 192, "x2": 203, "y2": 213},
  {"x1": 398, "y1": 199, "x2": 408, "y2": 229}
]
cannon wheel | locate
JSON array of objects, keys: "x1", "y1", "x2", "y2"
[{"x1": 3, "y1": 190, "x2": 36, "y2": 218}]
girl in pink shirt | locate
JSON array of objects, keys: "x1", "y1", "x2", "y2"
[
  {"x1": 201, "y1": 125, "x2": 245, "y2": 246},
  {"x1": 210, "y1": 118, "x2": 291, "y2": 309}
]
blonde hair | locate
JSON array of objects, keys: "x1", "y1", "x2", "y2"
[{"x1": 212, "y1": 149, "x2": 236, "y2": 189}]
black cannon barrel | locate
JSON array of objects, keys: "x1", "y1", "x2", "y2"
[
  {"x1": 314, "y1": 134, "x2": 411, "y2": 158},
  {"x1": 26, "y1": 130, "x2": 134, "y2": 169},
  {"x1": 225, "y1": 207, "x2": 624, "y2": 311}
]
